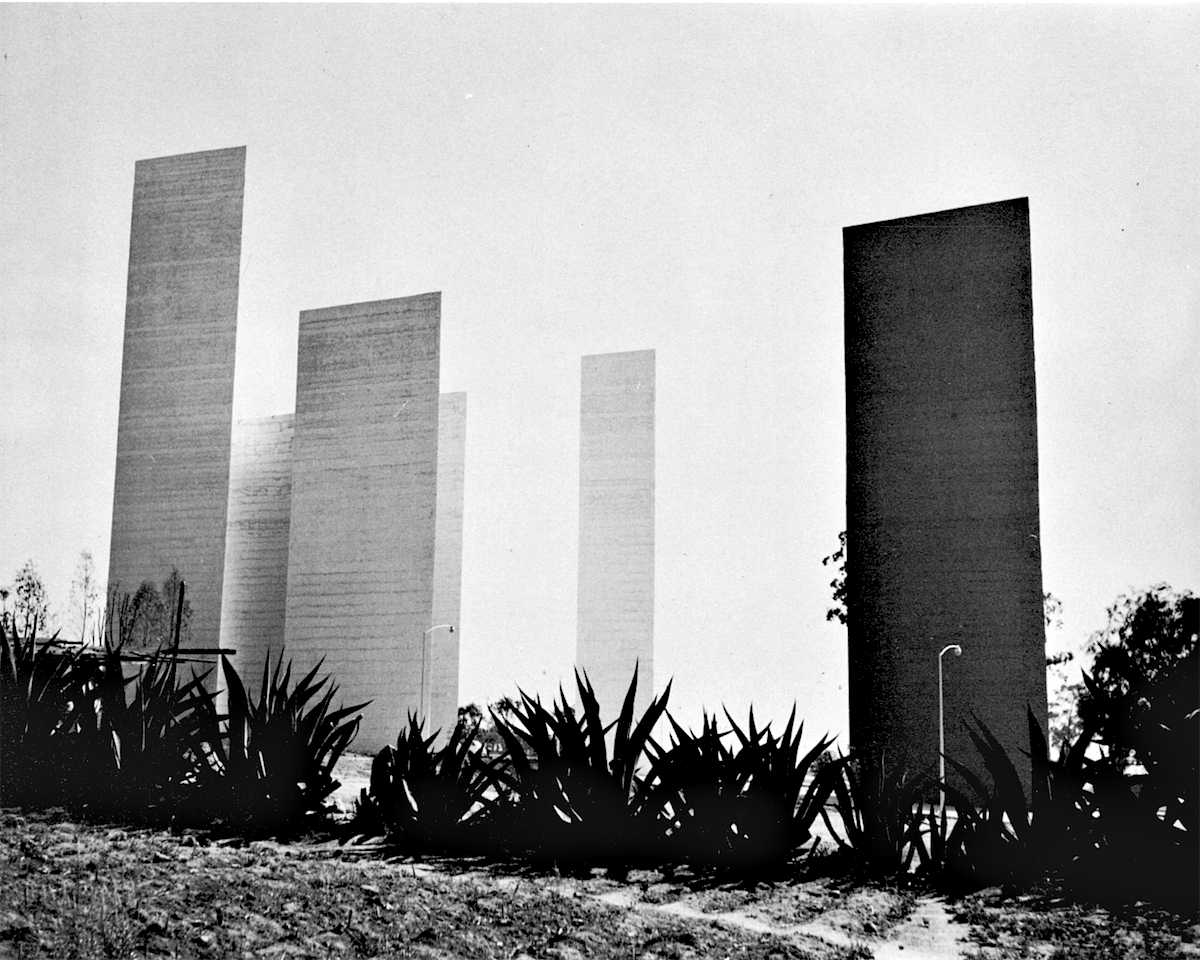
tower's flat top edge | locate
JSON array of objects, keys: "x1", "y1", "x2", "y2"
[
  {"x1": 582, "y1": 348, "x2": 657, "y2": 362},
  {"x1": 299, "y1": 292, "x2": 443, "y2": 318},
  {"x1": 135, "y1": 146, "x2": 247, "y2": 166},
  {"x1": 845, "y1": 197, "x2": 1029, "y2": 234}
]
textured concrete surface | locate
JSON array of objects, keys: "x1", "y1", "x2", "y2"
[
  {"x1": 844, "y1": 198, "x2": 1047, "y2": 792},
  {"x1": 219, "y1": 414, "x2": 293, "y2": 685},
  {"x1": 577, "y1": 350, "x2": 655, "y2": 721},
  {"x1": 427, "y1": 393, "x2": 466, "y2": 746},
  {"x1": 284, "y1": 294, "x2": 441, "y2": 754},
  {"x1": 108, "y1": 146, "x2": 245, "y2": 650}
]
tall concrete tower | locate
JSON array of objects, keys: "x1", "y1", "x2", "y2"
[
  {"x1": 844, "y1": 198, "x2": 1046, "y2": 790},
  {"x1": 218, "y1": 414, "x2": 294, "y2": 683},
  {"x1": 577, "y1": 349, "x2": 655, "y2": 720},
  {"x1": 283, "y1": 294, "x2": 441, "y2": 753},
  {"x1": 428, "y1": 392, "x2": 467, "y2": 745},
  {"x1": 108, "y1": 146, "x2": 245, "y2": 650}
]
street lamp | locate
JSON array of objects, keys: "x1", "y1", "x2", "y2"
[
  {"x1": 938, "y1": 643, "x2": 963, "y2": 815},
  {"x1": 421, "y1": 624, "x2": 454, "y2": 733}
]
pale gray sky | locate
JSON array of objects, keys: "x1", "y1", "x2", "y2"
[{"x1": 2, "y1": 5, "x2": 1197, "y2": 740}]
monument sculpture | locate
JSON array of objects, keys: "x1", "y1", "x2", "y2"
[
  {"x1": 218, "y1": 414, "x2": 294, "y2": 682},
  {"x1": 282, "y1": 294, "x2": 442, "y2": 753},
  {"x1": 108, "y1": 146, "x2": 246, "y2": 652},
  {"x1": 428, "y1": 392, "x2": 467, "y2": 746},
  {"x1": 843, "y1": 197, "x2": 1047, "y2": 790},
  {"x1": 576, "y1": 349, "x2": 656, "y2": 719}
]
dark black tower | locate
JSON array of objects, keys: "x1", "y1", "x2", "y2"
[{"x1": 844, "y1": 198, "x2": 1047, "y2": 791}]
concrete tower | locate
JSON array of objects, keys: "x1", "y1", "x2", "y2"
[
  {"x1": 108, "y1": 146, "x2": 245, "y2": 650},
  {"x1": 577, "y1": 349, "x2": 655, "y2": 720},
  {"x1": 843, "y1": 198, "x2": 1046, "y2": 790},
  {"x1": 218, "y1": 414, "x2": 294, "y2": 683},
  {"x1": 427, "y1": 392, "x2": 467, "y2": 746},
  {"x1": 284, "y1": 294, "x2": 441, "y2": 753}
]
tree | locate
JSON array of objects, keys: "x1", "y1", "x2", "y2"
[
  {"x1": 822, "y1": 531, "x2": 847, "y2": 625},
  {"x1": 1042, "y1": 592, "x2": 1085, "y2": 757},
  {"x1": 68, "y1": 549, "x2": 101, "y2": 644},
  {"x1": 1075, "y1": 584, "x2": 1198, "y2": 769},
  {"x1": 117, "y1": 568, "x2": 193, "y2": 651},
  {"x1": 457, "y1": 703, "x2": 484, "y2": 728},
  {"x1": 458, "y1": 696, "x2": 521, "y2": 758},
  {"x1": 12, "y1": 561, "x2": 49, "y2": 636}
]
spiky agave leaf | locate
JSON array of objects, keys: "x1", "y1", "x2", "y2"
[
  {"x1": 0, "y1": 622, "x2": 107, "y2": 808},
  {"x1": 359, "y1": 712, "x2": 495, "y2": 852},
  {"x1": 823, "y1": 749, "x2": 930, "y2": 878},
  {"x1": 89, "y1": 643, "x2": 220, "y2": 822},
  {"x1": 695, "y1": 706, "x2": 841, "y2": 872},
  {"x1": 211, "y1": 651, "x2": 367, "y2": 834},
  {"x1": 476, "y1": 668, "x2": 672, "y2": 868},
  {"x1": 647, "y1": 710, "x2": 755, "y2": 869}
]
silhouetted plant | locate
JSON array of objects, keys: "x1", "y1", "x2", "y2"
[
  {"x1": 647, "y1": 711, "x2": 747, "y2": 869},
  {"x1": 932, "y1": 701, "x2": 1197, "y2": 913},
  {"x1": 351, "y1": 711, "x2": 493, "y2": 854},
  {"x1": 649, "y1": 707, "x2": 838, "y2": 873},
  {"x1": 0, "y1": 603, "x2": 214, "y2": 820},
  {"x1": 0, "y1": 619, "x2": 101, "y2": 807},
  {"x1": 79, "y1": 642, "x2": 217, "y2": 822},
  {"x1": 479, "y1": 667, "x2": 671, "y2": 872},
  {"x1": 192, "y1": 651, "x2": 367, "y2": 834},
  {"x1": 821, "y1": 749, "x2": 930, "y2": 878}
]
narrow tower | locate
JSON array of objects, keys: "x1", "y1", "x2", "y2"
[
  {"x1": 577, "y1": 349, "x2": 655, "y2": 719},
  {"x1": 844, "y1": 198, "x2": 1046, "y2": 790},
  {"x1": 218, "y1": 414, "x2": 294, "y2": 682},
  {"x1": 428, "y1": 392, "x2": 467, "y2": 746},
  {"x1": 283, "y1": 294, "x2": 441, "y2": 753},
  {"x1": 108, "y1": 146, "x2": 246, "y2": 650}
]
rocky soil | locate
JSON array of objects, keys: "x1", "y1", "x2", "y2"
[{"x1": 0, "y1": 755, "x2": 1194, "y2": 959}]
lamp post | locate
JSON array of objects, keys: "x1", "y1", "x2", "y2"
[
  {"x1": 938, "y1": 643, "x2": 963, "y2": 815},
  {"x1": 421, "y1": 624, "x2": 454, "y2": 733}
]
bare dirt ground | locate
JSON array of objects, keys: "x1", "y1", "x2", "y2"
[{"x1": 1, "y1": 755, "x2": 1195, "y2": 960}]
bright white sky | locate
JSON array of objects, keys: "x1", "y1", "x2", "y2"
[{"x1": 2, "y1": 5, "x2": 1197, "y2": 742}]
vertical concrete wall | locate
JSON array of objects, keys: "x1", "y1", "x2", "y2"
[
  {"x1": 429, "y1": 392, "x2": 467, "y2": 745},
  {"x1": 843, "y1": 198, "x2": 1046, "y2": 790},
  {"x1": 284, "y1": 294, "x2": 441, "y2": 754},
  {"x1": 219, "y1": 415, "x2": 293, "y2": 685},
  {"x1": 577, "y1": 350, "x2": 655, "y2": 721},
  {"x1": 108, "y1": 146, "x2": 246, "y2": 650}
]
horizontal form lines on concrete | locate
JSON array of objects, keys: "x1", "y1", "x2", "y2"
[
  {"x1": 577, "y1": 349, "x2": 655, "y2": 720},
  {"x1": 220, "y1": 414, "x2": 294, "y2": 681},
  {"x1": 109, "y1": 146, "x2": 246, "y2": 653},
  {"x1": 284, "y1": 293, "x2": 441, "y2": 753}
]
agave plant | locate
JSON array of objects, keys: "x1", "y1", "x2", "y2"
[
  {"x1": 726, "y1": 708, "x2": 840, "y2": 869},
  {"x1": 944, "y1": 687, "x2": 1199, "y2": 910},
  {"x1": 934, "y1": 706, "x2": 1103, "y2": 892},
  {"x1": 646, "y1": 711, "x2": 747, "y2": 869},
  {"x1": 480, "y1": 667, "x2": 672, "y2": 871},
  {"x1": 0, "y1": 619, "x2": 104, "y2": 808},
  {"x1": 83, "y1": 642, "x2": 218, "y2": 822},
  {"x1": 820, "y1": 749, "x2": 930, "y2": 878},
  {"x1": 52, "y1": 582, "x2": 220, "y2": 823},
  {"x1": 195, "y1": 651, "x2": 367, "y2": 834},
  {"x1": 351, "y1": 711, "x2": 493, "y2": 853},
  {"x1": 650, "y1": 708, "x2": 839, "y2": 873}
]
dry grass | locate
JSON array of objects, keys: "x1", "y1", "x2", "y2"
[
  {"x1": 0, "y1": 809, "x2": 870, "y2": 959},
  {"x1": 954, "y1": 884, "x2": 1199, "y2": 960},
  {"x1": 2, "y1": 808, "x2": 1194, "y2": 960}
]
